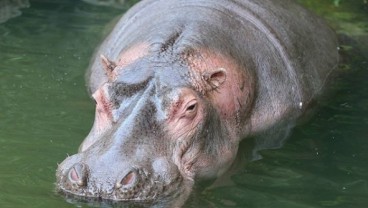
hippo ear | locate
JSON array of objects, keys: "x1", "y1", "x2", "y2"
[
  {"x1": 202, "y1": 68, "x2": 227, "y2": 90},
  {"x1": 100, "y1": 54, "x2": 117, "y2": 79}
]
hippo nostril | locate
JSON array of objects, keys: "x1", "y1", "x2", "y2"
[
  {"x1": 68, "y1": 163, "x2": 88, "y2": 187},
  {"x1": 122, "y1": 171, "x2": 136, "y2": 185},
  {"x1": 116, "y1": 171, "x2": 137, "y2": 189}
]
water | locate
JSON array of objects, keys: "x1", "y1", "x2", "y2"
[{"x1": 0, "y1": 0, "x2": 367, "y2": 207}]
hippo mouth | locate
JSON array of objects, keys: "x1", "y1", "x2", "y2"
[{"x1": 56, "y1": 163, "x2": 185, "y2": 203}]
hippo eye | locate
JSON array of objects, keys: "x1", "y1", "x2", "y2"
[
  {"x1": 186, "y1": 103, "x2": 196, "y2": 112},
  {"x1": 184, "y1": 100, "x2": 198, "y2": 118}
]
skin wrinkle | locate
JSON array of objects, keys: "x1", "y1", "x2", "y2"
[
  {"x1": 181, "y1": 113, "x2": 235, "y2": 179},
  {"x1": 162, "y1": 77, "x2": 236, "y2": 178},
  {"x1": 184, "y1": 48, "x2": 254, "y2": 142},
  {"x1": 188, "y1": 54, "x2": 211, "y2": 92},
  {"x1": 165, "y1": 89, "x2": 204, "y2": 179},
  {"x1": 173, "y1": 138, "x2": 195, "y2": 179},
  {"x1": 231, "y1": 0, "x2": 302, "y2": 104}
]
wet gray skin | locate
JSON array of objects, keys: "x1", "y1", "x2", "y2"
[{"x1": 56, "y1": 0, "x2": 339, "y2": 206}]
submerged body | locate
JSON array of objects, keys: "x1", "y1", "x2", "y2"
[{"x1": 57, "y1": 0, "x2": 338, "y2": 206}]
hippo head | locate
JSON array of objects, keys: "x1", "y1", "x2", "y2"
[{"x1": 56, "y1": 47, "x2": 254, "y2": 205}]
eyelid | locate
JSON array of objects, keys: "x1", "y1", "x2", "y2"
[{"x1": 184, "y1": 99, "x2": 197, "y2": 110}]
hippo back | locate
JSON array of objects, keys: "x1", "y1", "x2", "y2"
[{"x1": 87, "y1": 0, "x2": 339, "y2": 134}]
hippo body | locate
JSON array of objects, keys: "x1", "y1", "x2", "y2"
[{"x1": 57, "y1": 0, "x2": 338, "y2": 206}]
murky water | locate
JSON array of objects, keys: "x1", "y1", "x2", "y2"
[{"x1": 0, "y1": 0, "x2": 367, "y2": 207}]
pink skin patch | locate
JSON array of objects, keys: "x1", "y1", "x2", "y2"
[
  {"x1": 117, "y1": 43, "x2": 149, "y2": 67},
  {"x1": 92, "y1": 86, "x2": 113, "y2": 133},
  {"x1": 112, "y1": 43, "x2": 150, "y2": 78},
  {"x1": 101, "y1": 43, "x2": 150, "y2": 81},
  {"x1": 96, "y1": 43, "x2": 150, "y2": 127},
  {"x1": 166, "y1": 88, "x2": 204, "y2": 140},
  {"x1": 79, "y1": 86, "x2": 114, "y2": 152},
  {"x1": 80, "y1": 43, "x2": 150, "y2": 152},
  {"x1": 165, "y1": 88, "x2": 238, "y2": 179},
  {"x1": 187, "y1": 49, "x2": 253, "y2": 124},
  {"x1": 165, "y1": 88, "x2": 204, "y2": 178},
  {"x1": 169, "y1": 49, "x2": 254, "y2": 179}
]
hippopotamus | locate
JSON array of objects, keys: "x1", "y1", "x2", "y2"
[{"x1": 56, "y1": 0, "x2": 338, "y2": 206}]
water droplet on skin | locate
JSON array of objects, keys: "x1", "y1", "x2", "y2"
[
  {"x1": 299, "y1": 102, "x2": 303, "y2": 109},
  {"x1": 115, "y1": 182, "x2": 122, "y2": 189}
]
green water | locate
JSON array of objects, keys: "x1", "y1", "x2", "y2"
[{"x1": 0, "y1": 0, "x2": 367, "y2": 207}]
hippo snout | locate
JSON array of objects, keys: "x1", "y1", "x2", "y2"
[
  {"x1": 56, "y1": 155, "x2": 186, "y2": 202},
  {"x1": 66, "y1": 163, "x2": 140, "y2": 192},
  {"x1": 58, "y1": 163, "x2": 149, "y2": 201}
]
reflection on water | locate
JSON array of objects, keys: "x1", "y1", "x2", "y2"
[
  {"x1": 0, "y1": 0, "x2": 367, "y2": 207},
  {"x1": 82, "y1": 0, "x2": 128, "y2": 9},
  {"x1": 0, "y1": 0, "x2": 30, "y2": 23}
]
